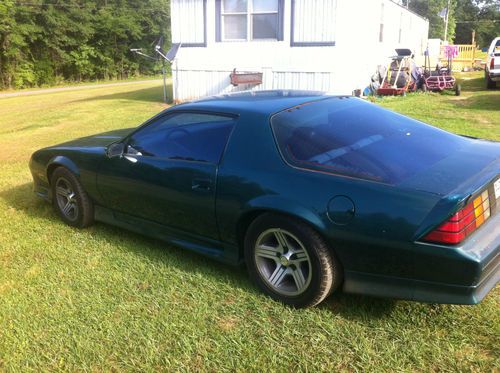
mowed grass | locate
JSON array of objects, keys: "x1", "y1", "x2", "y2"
[
  {"x1": 0, "y1": 74, "x2": 499, "y2": 372},
  {"x1": 376, "y1": 72, "x2": 500, "y2": 140}
]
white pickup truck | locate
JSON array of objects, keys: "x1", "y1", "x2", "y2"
[{"x1": 486, "y1": 37, "x2": 500, "y2": 89}]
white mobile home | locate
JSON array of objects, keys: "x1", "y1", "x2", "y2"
[{"x1": 170, "y1": 0, "x2": 429, "y2": 102}]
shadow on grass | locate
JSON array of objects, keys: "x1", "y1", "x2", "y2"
[
  {"x1": 1, "y1": 182, "x2": 398, "y2": 318},
  {"x1": 72, "y1": 85, "x2": 174, "y2": 104},
  {"x1": 459, "y1": 76, "x2": 500, "y2": 93},
  {"x1": 453, "y1": 93, "x2": 500, "y2": 111},
  {"x1": 322, "y1": 292, "x2": 397, "y2": 320}
]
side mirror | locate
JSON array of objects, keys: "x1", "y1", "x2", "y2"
[{"x1": 107, "y1": 142, "x2": 125, "y2": 158}]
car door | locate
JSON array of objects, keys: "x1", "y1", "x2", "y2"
[{"x1": 96, "y1": 111, "x2": 237, "y2": 240}]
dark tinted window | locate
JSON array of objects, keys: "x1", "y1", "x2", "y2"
[
  {"x1": 128, "y1": 113, "x2": 236, "y2": 163},
  {"x1": 271, "y1": 98, "x2": 466, "y2": 184}
]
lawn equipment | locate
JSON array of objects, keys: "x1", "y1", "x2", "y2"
[
  {"x1": 377, "y1": 49, "x2": 420, "y2": 96},
  {"x1": 423, "y1": 45, "x2": 461, "y2": 96}
]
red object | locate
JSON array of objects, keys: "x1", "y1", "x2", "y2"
[
  {"x1": 423, "y1": 201, "x2": 477, "y2": 245},
  {"x1": 424, "y1": 75, "x2": 455, "y2": 91},
  {"x1": 377, "y1": 81, "x2": 416, "y2": 96},
  {"x1": 422, "y1": 188, "x2": 494, "y2": 245},
  {"x1": 230, "y1": 69, "x2": 263, "y2": 86},
  {"x1": 491, "y1": 57, "x2": 495, "y2": 70}
]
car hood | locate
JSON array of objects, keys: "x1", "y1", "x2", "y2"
[
  {"x1": 399, "y1": 138, "x2": 500, "y2": 197},
  {"x1": 54, "y1": 128, "x2": 134, "y2": 149}
]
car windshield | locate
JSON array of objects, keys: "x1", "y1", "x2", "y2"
[{"x1": 271, "y1": 97, "x2": 467, "y2": 184}]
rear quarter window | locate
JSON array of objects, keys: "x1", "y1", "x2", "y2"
[{"x1": 270, "y1": 98, "x2": 466, "y2": 184}]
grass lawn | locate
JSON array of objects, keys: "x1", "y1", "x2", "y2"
[{"x1": 0, "y1": 72, "x2": 499, "y2": 372}]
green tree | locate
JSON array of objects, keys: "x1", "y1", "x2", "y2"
[
  {"x1": 445, "y1": 0, "x2": 499, "y2": 47},
  {"x1": 409, "y1": 0, "x2": 457, "y2": 41},
  {"x1": 0, "y1": 0, "x2": 169, "y2": 89}
]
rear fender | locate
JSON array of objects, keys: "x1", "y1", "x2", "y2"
[{"x1": 243, "y1": 195, "x2": 327, "y2": 233}]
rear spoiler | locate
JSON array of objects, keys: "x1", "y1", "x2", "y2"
[{"x1": 413, "y1": 161, "x2": 499, "y2": 241}]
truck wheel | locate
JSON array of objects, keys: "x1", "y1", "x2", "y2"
[{"x1": 486, "y1": 72, "x2": 496, "y2": 89}]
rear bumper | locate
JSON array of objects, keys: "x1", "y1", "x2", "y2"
[
  {"x1": 488, "y1": 70, "x2": 500, "y2": 81},
  {"x1": 344, "y1": 264, "x2": 498, "y2": 304},
  {"x1": 343, "y1": 213, "x2": 500, "y2": 304}
]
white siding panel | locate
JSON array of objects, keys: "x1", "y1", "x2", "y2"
[
  {"x1": 273, "y1": 71, "x2": 333, "y2": 91},
  {"x1": 293, "y1": 0, "x2": 337, "y2": 43},
  {"x1": 173, "y1": 68, "x2": 335, "y2": 102},
  {"x1": 171, "y1": 0, "x2": 429, "y2": 101},
  {"x1": 171, "y1": 0, "x2": 205, "y2": 44}
]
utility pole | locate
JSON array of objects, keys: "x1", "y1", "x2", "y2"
[{"x1": 444, "y1": 0, "x2": 451, "y2": 42}]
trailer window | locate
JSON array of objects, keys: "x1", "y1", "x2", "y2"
[
  {"x1": 219, "y1": 0, "x2": 281, "y2": 41},
  {"x1": 271, "y1": 98, "x2": 466, "y2": 184}
]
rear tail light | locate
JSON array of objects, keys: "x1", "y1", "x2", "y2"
[
  {"x1": 491, "y1": 57, "x2": 495, "y2": 70},
  {"x1": 422, "y1": 190, "x2": 491, "y2": 245}
]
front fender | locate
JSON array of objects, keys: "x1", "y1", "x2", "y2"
[{"x1": 47, "y1": 155, "x2": 80, "y2": 180}]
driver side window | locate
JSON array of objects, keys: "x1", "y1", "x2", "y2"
[{"x1": 128, "y1": 112, "x2": 236, "y2": 164}]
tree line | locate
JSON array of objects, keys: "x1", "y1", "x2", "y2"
[
  {"x1": 0, "y1": 0, "x2": 169, "y2": 89},
  {"x1": 1, "y1": 0, "x2": 499, "y2": 89},
  {"x1": 408, "y1": 0, "x2": 500, "y2": 47}
]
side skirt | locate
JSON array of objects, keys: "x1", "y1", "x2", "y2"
[{"x1": 94, "y1": 205, "x2": 242, "y2": 266}]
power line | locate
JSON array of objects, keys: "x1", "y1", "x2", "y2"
[{"x1": 455, "y1": 20, "x2": 500, "y2": 23}]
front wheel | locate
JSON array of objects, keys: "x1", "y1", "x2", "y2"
[
  {"x1": 51, "y1": 167, "x2": 94, "y2": 228},
  {"x1": 244, "y1": 214, "x2": 342, "y2": 308}
]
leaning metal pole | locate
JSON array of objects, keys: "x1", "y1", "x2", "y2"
[{"x1": 162, "y1": 59, "x2": 167, "y2": 103}]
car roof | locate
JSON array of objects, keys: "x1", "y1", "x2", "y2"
[{"x1": 171, "y1": 90, "x2": 352, "y2": 116}]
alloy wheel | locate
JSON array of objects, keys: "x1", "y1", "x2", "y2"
[
  {"x1": 55, "y1": 177, "x2": 79, "y2": 222},
  {"x1": 254, "y1": 228, "x2": 312, "y2": 296}
]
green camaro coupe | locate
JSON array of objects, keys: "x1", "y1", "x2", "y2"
[{"x1": 30, "y1": 91, "x2": 500, "y2": 308}]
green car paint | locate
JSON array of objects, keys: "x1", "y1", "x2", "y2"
[{"x1": 30, "y1": 91, "x2": 500, "y2": 304}]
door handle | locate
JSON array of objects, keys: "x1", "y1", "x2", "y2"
[
  {"x1": 191, "y1": 179, "x2": 212, "y2": 192},
  {"x1": 123, "y1": 155, "x2": 138, "y2": 163}
]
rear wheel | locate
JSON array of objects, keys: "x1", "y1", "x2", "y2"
[
  {"x1": 244, "y1": 213, "x2": 342, "y2": 308},
  {"x1": 455, "y1": 84, "x2": 461, "y2": 96},
  {"x1": 51, "y1": 167, "x2": 94, "y2": 228},
  {"x1": 486, "y1": 71, "x2": 496, "y2": 89}
]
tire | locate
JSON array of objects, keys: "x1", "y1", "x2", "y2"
[
  {"x1": 455, "y1": 84, "x2": 461, "y2": 96},
  {"x1": 51, "y1": 167, "x2": 94, "y2": 228},
  {"x1": 422, "y1": 84, "x2": 428, "y2": 93},
  {"x1": 486, "y1": 71, "x2": 496, "y2": 89},
  {"x1": 244, "y1": 213, "x2": 342, "y2": 308}
]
